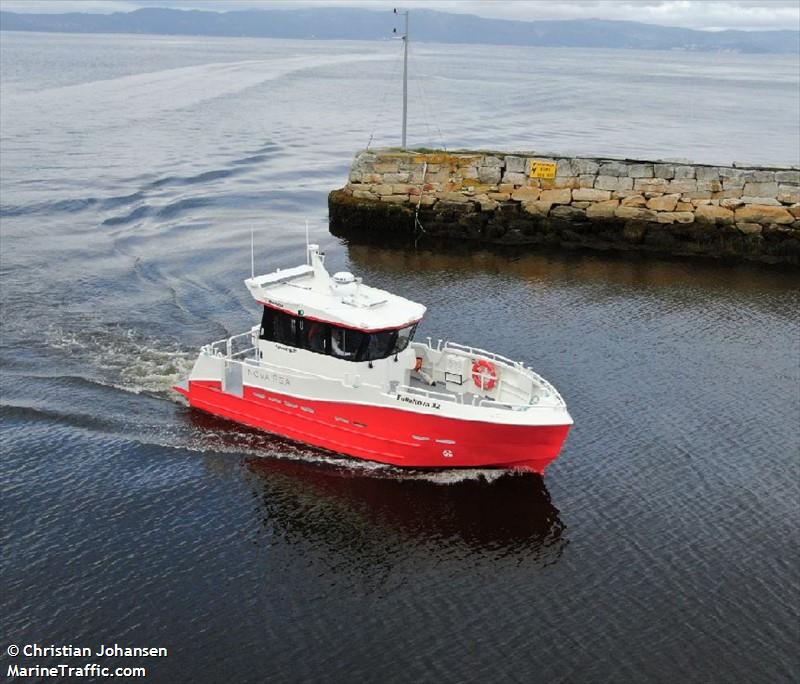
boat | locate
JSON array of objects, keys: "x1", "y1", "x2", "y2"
[{"x1": 174, "y1": 244, "x2": 573, "y2": 473}]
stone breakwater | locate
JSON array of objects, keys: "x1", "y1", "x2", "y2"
[{"x1": 328, "y1": 150, "x2": 800, "y2": 264}]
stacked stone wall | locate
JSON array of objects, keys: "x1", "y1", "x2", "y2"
[{"x1": 330, "y1": 149, "x2": 800, "y2": 264}]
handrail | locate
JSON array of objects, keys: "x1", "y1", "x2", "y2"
[{"x1": 413, "y1": 338, "x2": 566, "y2": 407}]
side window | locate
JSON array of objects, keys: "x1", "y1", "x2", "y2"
[
  {"x1": 259, "y1": 307, "x2": 273, "y2": 340},
  {"x1": 331, "y1": 326, "x2": 366, "y2": 360},
  {"x1": 273, "y1": 311, "x2": 298, "y2": 345},
  {"x1": 300, "y1": 319, "x2": 330, "y2": 355},
  {"x1": 393, "y1": 324, "x2": 417, "y2": 354},
  {"x1": 260, "y1": 307, "x2": 299, "y2": 346},
  {"x1": 362, "y1": 330, "x2": 397, "y2": 361}
]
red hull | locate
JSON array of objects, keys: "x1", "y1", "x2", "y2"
[{"x1": 177, "y1": 381, "x2": 570, "y2": 473}]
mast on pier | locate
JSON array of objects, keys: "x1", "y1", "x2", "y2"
[{"x1": 393, "y1": 8, "x2": 409, "y2": 150}]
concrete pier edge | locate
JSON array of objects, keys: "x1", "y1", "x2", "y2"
[{"x1": 329, "y1": 149, "x2": 800, "y2": 265}]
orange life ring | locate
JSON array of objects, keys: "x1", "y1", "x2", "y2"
[
  {"x1": 415, "y1": 357, "x2": 424, "y2": 372},
  {"x1": 472, "y1": 359, "x2": 497, "y2": 391}
]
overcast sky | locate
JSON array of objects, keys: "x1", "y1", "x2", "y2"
[{"x1": 1, "y1": 0, "x2": 798, "y2": 31}]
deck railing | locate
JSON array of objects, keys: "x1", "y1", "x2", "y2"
[
  {"x1": 199, "y1": 331, "x2": 562, "y2": 412},
  {"x1": 202, "y1": 329, "x2": 257, "y2": 360},
  {"x1": 418, "y1": 338, "x2": 566, "y2": 407}
]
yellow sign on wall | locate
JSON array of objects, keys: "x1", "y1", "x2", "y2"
[{"x1": 529, "y1": 160, "x2": 557, "y2": 179}]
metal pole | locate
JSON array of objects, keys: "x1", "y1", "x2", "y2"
[{"x1": 402, "y1": 11, "x2": 408, "y2": 149}]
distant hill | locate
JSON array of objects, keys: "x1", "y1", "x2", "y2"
[{"x1": 1, "y1": 7, "x2": 798, "y2": 54}]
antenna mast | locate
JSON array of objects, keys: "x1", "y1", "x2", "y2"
[
  {"x1": 250, "y1": 227, "x2": 255, "y2": 278},
  {"x1": 394, "y1": 8, "x2": 409, "y2": 150}
]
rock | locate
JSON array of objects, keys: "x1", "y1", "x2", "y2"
[
  {"x1": 352, "y1": 189, "x2": 377, "y2": 200},
  {"x1": 719, "y1": 167, "x2": 747, "y2": 180},
  {"x1": 556, "y1": 159, "x2": 573, "y2": 176},
  {"x1": 548, "y1": 176, "x2": 579, "y2": 189},
  {"x1": 675, "y1": 201, "x2": 693, "y2": 211},
  {"x1": 598, "y1": 161, "x2": 628, "y2": 177},
  {"x1": 511, "y1": 187, "x2": 540, "y2": 201},
  {"x1": 374, "y1": 161, "x2": 399, "y2": 173},
  {"x1": 751, "y1": 170, "x2": 776, "y2": 182},
  {"x1": 373, "y1": 184, "x2": 394, "y2": 196},
  {"x1": 722, "y1": 178, "x2": 745, "y2": 191},
  {"x1": 775, "y1": 170, "x2": 800, "y2": 184},
  {"x1": 539, "y1": 188, "x2": 572, "y2": 204},
  {"x1": 455, "y1": 166, "x2": 478, "y2": 179},
  {"x1": 384, "y1": 172, "x2": 410, "y2": 184},
  {"x1": 475, "y1": 195, "x2": 499, "y2": 211},
  {"x1": 646, "y1": 194, "x2": 680, "y2": 211},
  {"x1": 654, "y1": 164, "x2": 675, "y2": 179},
  {"x1": 628, "y1": 163, "x2": 654, "y2": 178},
  {"x1": 715, "y1": 189, "x2": 743, "y2": 199},
  {"x1": 572, "y1": 201, "x2": 591, "y2": 209},
  {"x1": 380, "y1": 194, "x2": 409, "y2": 204},
  {"x1": 522, "y1": 200, "x2": 552, "y2": 216},
  {"x1": 586, "y1": 199, "x2": 619, "y2": 218},
  {"x1": 622, "y1": 195, "x2": 647, "y2": 207},
  {"x1": 550, "y1": 205, "x2": 586, "y2": 220},
  {"x1": 439, "y1": 191, "x2": 469, "y2": 203},
  {"x1": 720, "y1": 198, "x2": 744, "y2": 209},
  {"x1": 478, "y1": 167, "x2": 502, "y2": 184},
  {"x1": 683, "y1": 191, "x2": 713, "y2": 201},
  {"x1": 488, "y1": 192, "x2": 511, "y2": 201},
  {"x1": 695, "y1": 166, "x2": 720, "y2": 181},
  {"x1": 735, "y1": 204, "x2": 794, "y2": 225},
  {"x1": 691, "y1": 198, "x2": 712, "y2": 206},
  {"x1": 736, "y1": 222, "x2": 762, "y2": 235},
  {"x1": 615, "y1": 206, "x2": 658, "y2": 222},
  {"x1": 612, "y1": 190, "x2": 644, "y2": 198},
  {"x1": 595, "y1": 175, "x2": 634, "y2": 191},
  {"x1": 505, "y1": 156, "x2": 526, "y2": 173},
  {"x1": 502, "y1": 172, "x2": 527, "y2": 185},
  {"x1": 572, "y1": 159, "x2": 600, "y2": 175},
  {"x1": 392, "y1": 184, "x2": 420, "y2": 195},
  {"x1": 696, "y1": 180, "x2": 722, "y2": 192},
  {"x1": 742, "y1": 181, "x2": 779, "y2": 197},
  {"x1": 578, "y1": 175, "x2": 595, "y2": 188},
  {"x1": 657, "y1": 211, "x2": 695, "y2": 224},
  {"x1": 481, "y1": 155, "x2": 503, "y2": 167},
  {"x1": 777, "y1": 185, "x2": 800, "y2": 204},
  {"x1": 695, "y1": 204, "x2": 735, "y2": 225},
  {"x1": 623, "y1": 222, "x2": 647, "y2": 242},
  {"x1": 668, "y1": 179, "x2": 698, "y2": 193},
  {"x1": 741, "y1": 196, "x2": 781, "y2": 206},
  {"x1": 436, "y1": 200, "x2": 473, "y2": 213},
  {"x1": 572, "y1": 188, "x2": 612, "y2": 202},
  {"x1": 789, "y1": 204, "x2": 800, "y2": 219},
  {"x1": 417, "y1": 196, "x2": 437, "y2": 206},
  {"x1": 673, "y1": 166, "x2": 696, "y2": 179},
  {"x1": 634, "y1": 178, "x2": 670, "y2": 192}
]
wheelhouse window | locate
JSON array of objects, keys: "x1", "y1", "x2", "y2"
[
  {"x1": 392, "y1": 323, "x2": 417, "y2": 354},
  {"x1": 331, "y1": 327, "x2": 366, "y2": 360},
  {"x1": 261, "y1": 307, "x2": 299, "y2": 346},
  {"x1": 260, "y1": 306, "x2": 418, "y2": 362}
]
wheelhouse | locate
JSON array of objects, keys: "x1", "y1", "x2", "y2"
[{"x1": 259, "y1": 305, "x2": 418, "y2": 362}]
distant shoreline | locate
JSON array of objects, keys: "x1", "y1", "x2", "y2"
[{"x1": 2, "y1": 7, "x2": 798, "y2": 55}]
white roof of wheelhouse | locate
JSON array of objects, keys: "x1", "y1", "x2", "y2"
[{"x1": 244, "y1": 247, "x2": 426, "y2": 332}]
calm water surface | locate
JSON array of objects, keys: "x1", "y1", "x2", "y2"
[{"x1": 1, "y1": 32, "x2": 799, "y2": 683}]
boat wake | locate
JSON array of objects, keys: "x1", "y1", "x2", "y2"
[{"x1": 44, "y1": 326, "x2": 195, "y2": 397}]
